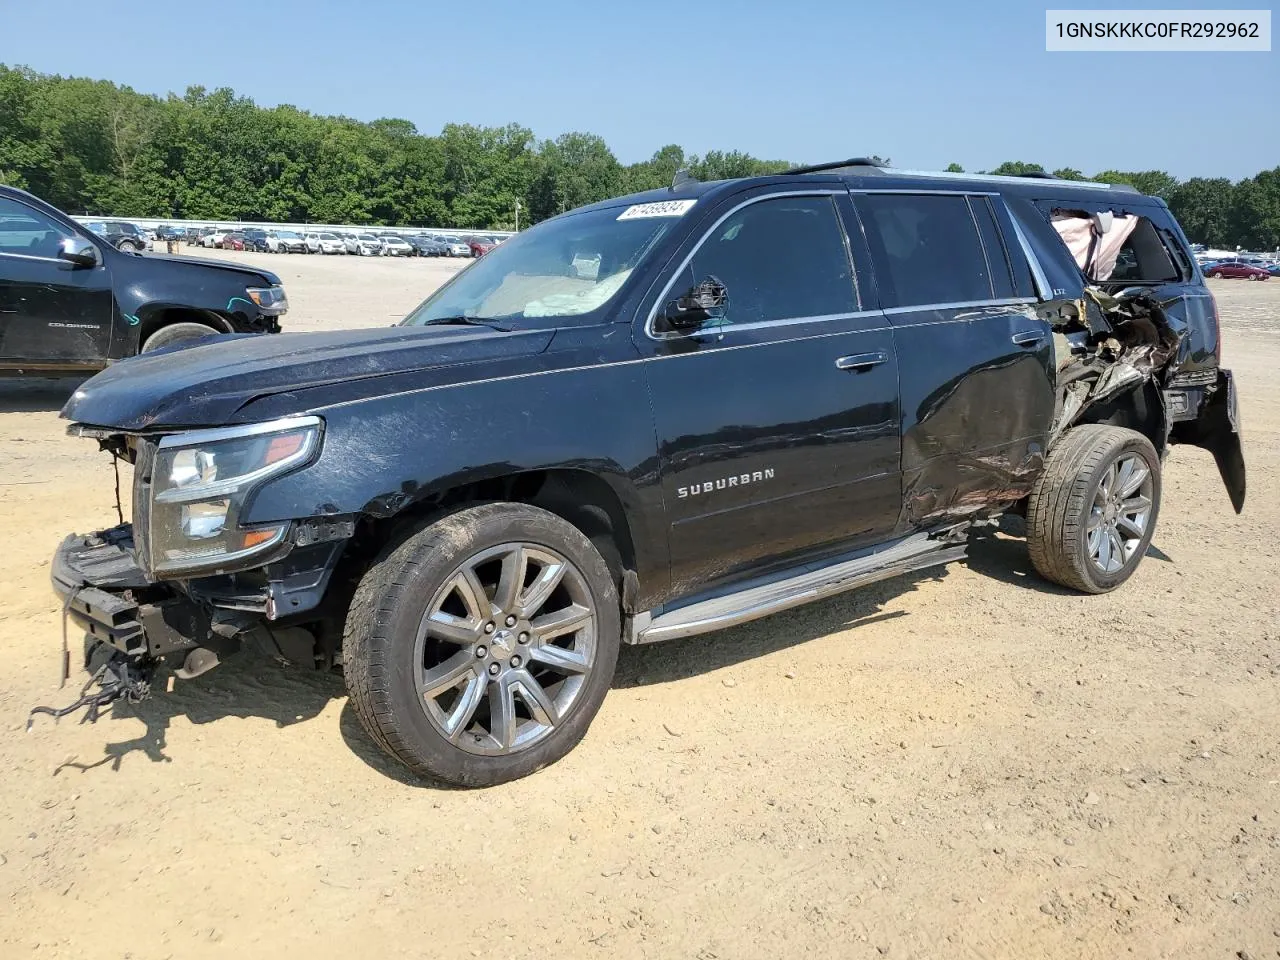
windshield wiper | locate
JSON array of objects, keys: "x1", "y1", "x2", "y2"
[{"x1": 421, "y1": 316, "x2": 514, "y2": 332}]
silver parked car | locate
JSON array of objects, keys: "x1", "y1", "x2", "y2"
[{"x1": 379, "y1": 235, "x2": 414, "y2": 257}]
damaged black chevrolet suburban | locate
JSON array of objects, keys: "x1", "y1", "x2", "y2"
[{"x1": 39, "y1": 161, "x2": 1245, "y2": 786}]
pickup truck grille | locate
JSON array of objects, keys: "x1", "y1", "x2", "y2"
[
  {"x1": 132, "y1": 438, "x2": 156, "y2": 578},
  {"x1": 1168, "y1": 368, "x2": 1219, "y2": 388}
]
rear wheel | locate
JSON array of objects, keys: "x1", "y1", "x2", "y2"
[
  {"x1": 344, "y1": 503, "x2": 620, "y2": 786},
  {"x1": 1027, "y1": 425, "x2": 1161, "y2": 594},
  {"x1": 141, "y1": 321, "x2": 221, "y2": 353}
]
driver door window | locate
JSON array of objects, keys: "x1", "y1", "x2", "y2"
[
  {"x1": 680, "y1": 195, "x2": 857, "y2": 326},
  {"x1": 0, "y1": 198, "x2": 70, "y2": 259}
]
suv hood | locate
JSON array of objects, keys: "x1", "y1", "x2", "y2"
[
  {"x1": 62, "y1": 325, "x2": 554, "y2": 431},
  {"x1": 140, "y1": 251, "x2": 281, "y2": 286}
]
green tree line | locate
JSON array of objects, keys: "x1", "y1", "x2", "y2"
[{"x1": 1, "y1": 66, "x2": 1275, "y2": 248}]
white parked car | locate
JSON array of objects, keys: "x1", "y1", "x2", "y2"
[
  {"x1": 379, "y1": 235, "x2": 414, "y2": 257},
  {"x1": 354, "y1": 233, "x2": 384, "y2": 256},
  {"x1": 437, "y1": 235, "x2": 471, "y2": 257},
  {"x1": 340, "y1": 232, "x2": 362, "y2": 255},
  {"x1": 201, "y1": 229, "x2": 231, "y2": 249},
  {"x1": 267, "y1": 230, "x2": 307, "y2": 254},
  {"x1": 307, "y1": 231, "x2": 346, "y2": 255}
]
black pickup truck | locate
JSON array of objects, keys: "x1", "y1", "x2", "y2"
[
  {"x1": 40, "y1": 162, "x2": 1244, "y2": 786},
  {"x1": 0, "y1": 185, "x2": 287, "y2": 373}
]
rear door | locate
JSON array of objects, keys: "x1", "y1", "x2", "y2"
[
  {"x1": 639, "y1": 187, "x2": 902, "y2": 598},
  {"x1": 850, "y1": 190, "x2": 1057, "y2": 529},
  {"x1": 0, "y1": 195, "x2": 114, "y2": 365}
]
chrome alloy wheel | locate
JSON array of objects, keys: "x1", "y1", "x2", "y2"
[
  {"x1": 413, "y1": 542, "x2": 597, "y2": 756},
  {"x1": 1087, "y1": 453, "x2": 1154, "y2": 574}
]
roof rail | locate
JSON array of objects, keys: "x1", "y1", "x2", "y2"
[
  {"x1": 873, "y1": 167, "x2": 1140, "y2": 193},
  {"x1": 782, "y1": 157, "x2": 886, "y2": 176},
  {"x1": 779, "y1": 161, "x2": 1138, "y2": 193}
]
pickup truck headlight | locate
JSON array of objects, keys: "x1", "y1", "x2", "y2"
[
  {"x1": 148, "y1": 416, "x2": 322, "y2": 576},
  {"x1": 246, "y1": 284, "x2": 289, "y2": 315}
]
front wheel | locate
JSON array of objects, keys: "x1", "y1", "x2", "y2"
[
  {"x1": 141, "y1": 321, "x2": 221, "y2": 353},
  {"x1": 1027, "y1": 425, "x2": 1161, "y2": 594},
  {"x1": 344, "y1": 503, "x2": 620, "y2": 786},
  {"x1": 1209, "y1": 271, "x2": 1223, "y2": 279}
]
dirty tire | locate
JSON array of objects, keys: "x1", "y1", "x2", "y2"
[
  {"x1": 1027, "y1": 425, "x2": 1161, "y2": 594},
  {"x1": 1209, "y1": 270, "x2": 1222, "y2": 279},
  {"x1": 140, "y1": 321, "x2": 221, "y2": 352},
  {"x1": 344, "y1": 503, "x2": 621, "y2": 787}
]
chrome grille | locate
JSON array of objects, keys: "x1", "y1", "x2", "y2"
[{"x1": 132, "y1": 438, "x2": 156, "y2": 577}]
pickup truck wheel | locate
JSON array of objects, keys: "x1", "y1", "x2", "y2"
[
  {"x1": 1027, "y1": 425, "x2": 1161, "y2": 594},
  {"x1": 344, "y1": 503, "x2": 620, "y2": 786},
  {"x1": 141, "y1": 321, "x2": 221, "y2": 352}
]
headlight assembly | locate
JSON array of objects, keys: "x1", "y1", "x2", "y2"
[
  {"x1": 147, "y1": 416, "x2": 321, "y2": 576},
  {"x1": 246, "y1": 284, "x2": 289, "y2": 315}
]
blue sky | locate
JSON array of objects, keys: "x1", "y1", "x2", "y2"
[{"x1": 1, "y1": 0, "x2": 1275, "y2": 179}]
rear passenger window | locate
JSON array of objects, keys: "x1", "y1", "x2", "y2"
[
  {"x1": 857, "y1": 194, "x2": 993, "y2": 308},
  {"x1": 969, "y1": 197, "x2": 1018, "y2": 299}
]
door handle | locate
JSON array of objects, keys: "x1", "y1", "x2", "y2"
[
  {"x1": 1011, "y1": 330, "x2": 1045, "y2": 347},
  {"x1": 835, "y1": 351, "x2": 889, "y2": 371}
]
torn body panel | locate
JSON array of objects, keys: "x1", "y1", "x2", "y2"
[
  {"x1": 1014, "y1": 197, "x2": 1243, "y2": 513},
  {"x1": 1047, "y1": 287, "x2": 1243, "y2": 512}
]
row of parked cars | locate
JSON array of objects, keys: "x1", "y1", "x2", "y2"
[{"x1": 188, "y1": 226, "x2": 501, "y2": 258}]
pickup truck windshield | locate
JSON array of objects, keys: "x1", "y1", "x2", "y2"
[{"x1": 402, "y1": 204, "x2": 685, "y2": 327}]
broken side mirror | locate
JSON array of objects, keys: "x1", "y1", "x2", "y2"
[{"x1": 657, "y1": 276, "x2": 728, "y2": 332}]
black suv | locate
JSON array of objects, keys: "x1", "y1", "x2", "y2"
[
  {"x1": 0, "y1": 186, "x2": 288, "y2": 373},
  {"x1": 41, "y1": 162, "x2": 1244, "y2": 786}
]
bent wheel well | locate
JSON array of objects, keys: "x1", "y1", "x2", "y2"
[
  {"x1": 1070, "y1": 382, "x2": 1167, "y2": 458},
  {"x1": 345, "y1": 469, "x2": 639, "y2": 604}
]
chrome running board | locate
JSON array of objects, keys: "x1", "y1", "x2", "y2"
[{"x1": 629, "y1": 533, "x2": 966, "y2": 645}]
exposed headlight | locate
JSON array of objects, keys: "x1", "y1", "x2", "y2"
[
  {"x1": 246, "y1": 284, "x2": 289, "y2": 315},
  {"x1": 147, "y1": 416, "x2": 322, "y2": 576}
]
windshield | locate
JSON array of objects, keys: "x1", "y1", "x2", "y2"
[
  {"x1": 279, "y1": 231, "x2": 300, "y2": 239},
  {"x1": 402, "y1": 204, "x2": 684, "y2": 327},
  {"x1": 359, "y1": 234, "x2": 378, "y2": 241}
]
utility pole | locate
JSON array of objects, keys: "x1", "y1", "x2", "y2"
[{"x1": 514, "y1": 199, "x2": 521, "y2": 233}]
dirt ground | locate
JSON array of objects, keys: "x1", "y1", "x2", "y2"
[{"x1": 1, "y1": 251, "x2": 1276, "y2": 960}]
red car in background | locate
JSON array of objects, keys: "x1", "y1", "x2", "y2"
[
  {"x1": 222, "y1": 232, "x2": 246, "y2": 251},
  {"x1": 1204, "y1": 260, "x2": 1270, "y2": 280},
  {"x1": 466, "y1": 236, "x2": 495, "y2": 257}
]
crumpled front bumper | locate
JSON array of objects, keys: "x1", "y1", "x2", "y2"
[{"x1": 52, "y1": 525, "x2": 208, "y2": 661}]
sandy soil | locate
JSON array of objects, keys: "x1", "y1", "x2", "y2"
[{"x1": 1, "y1": 254, "x2": 1277, "y2": 960}]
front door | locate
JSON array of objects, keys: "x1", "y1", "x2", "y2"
[
  {"x1": 0, "y1": 196, "x2": 114, "y2": 365},
  {"x1": 639, "y1": 189, "x2": 902, "y2": 600}
]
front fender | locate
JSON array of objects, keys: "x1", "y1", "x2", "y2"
[{"x1": 240, "y1": 362, "x2": 670, "y2": 600}]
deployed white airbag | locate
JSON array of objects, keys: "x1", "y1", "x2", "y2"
[{"x1": 1051, "y1": 212, "x2": 1140, "y2": 281}]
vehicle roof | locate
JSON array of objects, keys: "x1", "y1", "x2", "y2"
[{"x1": 567, "y1": 163, "x2": 1161, "y2": 220}]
